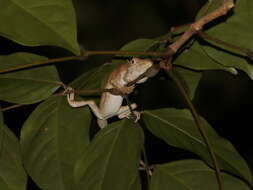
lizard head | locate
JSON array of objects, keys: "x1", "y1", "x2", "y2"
[{"x1": 124, "y1": 58, "x2": 153, "y2": 84}]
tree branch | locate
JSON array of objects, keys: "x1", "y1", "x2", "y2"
[
  {"x1": 0, "y1": 50, "x2": 167, "y2": 74},
  {"x1": 167, "y1": 0, "x2": 234, "y2": 55},
  {"x1": 0, "y1": 104, "x2": 25, "y2": 112}
]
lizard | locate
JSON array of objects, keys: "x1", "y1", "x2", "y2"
[{"x1": 65, "y1": 57, "x2": 159, "y2": 128}]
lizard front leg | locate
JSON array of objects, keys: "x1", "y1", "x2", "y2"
[
  {"x1": 67, "y1": 90, "x2": 108, "y2": 128},
  {"x1": 109, "y1": 81, "x2": 140, "y2": 122},
  {"x1": 110, "y1": 79, "x2": 135, "y2": 95}
]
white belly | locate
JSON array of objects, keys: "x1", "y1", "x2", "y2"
[{"x1": 100, "y1": 93, "x2": 123, "y2": 119}]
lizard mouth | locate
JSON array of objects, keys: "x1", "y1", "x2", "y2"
[
  {"x1": 126, "y1": 64, "x2": 160, "y2": 86},
  {"x1": 126, "y1": 72, "x2": 147, "y2": 86}
]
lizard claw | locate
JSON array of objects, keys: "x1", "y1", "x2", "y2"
[
  {"x1": 128, "y1": 111, "x2": 141, "y2": 122},
  {"x1": 63, "y1": 86, "x2": 74, "y2": 95}
]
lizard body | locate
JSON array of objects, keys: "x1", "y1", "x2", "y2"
[{"x1": 67, "y1": 57, "x2": 153, "y2": 128}]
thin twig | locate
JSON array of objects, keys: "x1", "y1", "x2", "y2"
[
  {"x1": 167, "y1": 0, "x2": 234, "y2": 55},
  {"x1": 0, "y1": 50, "x2": 167, "y2": 74},
  {"x1": 198, "y1": 31, "x2": 253, "y2": 59},
  {"x1": 0, "y1": 104, "x2": 25, "y2": 112},
  {"x1": 0, "y1": 56, "x2": 80, "y2": 74},
  {"x1": 141, "y1": 145, "x2": 151, "y2": 188},
  {"x1": 83, "y1": 50, "x2": 167, "y2": 57},
  {"x1": 167, "y1": 68, "x2": 224, "y2": 190}
]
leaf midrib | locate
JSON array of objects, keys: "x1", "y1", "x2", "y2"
[
  {"x1": 155, "y1": 167, "x2": 192, "y2": 190},
  {"x1": 145, "y1": 111, "x2": 204, "y2": 145},
  {"x1": 55, "y1": 98, "x2": 65, "y2": 190},
  {"x1": 99, "y1": 123, "x2": 124, "y2": 190}
]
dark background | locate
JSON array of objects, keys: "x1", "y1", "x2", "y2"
[{"x1": 1, "y1": 0, "x2": 253, "y2": 189}]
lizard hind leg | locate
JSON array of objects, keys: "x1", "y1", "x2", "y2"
[
  {"x1": 117, "y1": 103, "x2": 141, "y2": 122},
  {"x1": 67, "y1": 90, "x2": 104, "y2": 120},
  {"x1": 117, "y1": 104, "x2": 137, "y2": 118}
]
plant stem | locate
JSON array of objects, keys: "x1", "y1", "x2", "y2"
[
  {"x1": 198, "y1": 31, "x2": 253, "y2": 59},
  {"x1": 0, "y1": 104, "x2": 25, "y2": 112},
  {"x1": 142, "y1": 145, "x2": 151, "y2": 189},
  {"x1": 0, "y1": 56, "x2": 80, "y2": 74},
  {"x1": 167, "y1": 0, "x2": 234, "y2": 55},
  {"x1": 167, "y1": 69, "x2": 224, "y2": 190},
  {"x1": 0, "y1": 50, "x2": 167, "y2": 74},
  {"x1": 84, "y1": 50, "x2": 167, "y2": 57},
  {"x1": 136, "y1": 122, "x2": 151, "y2": 189}
]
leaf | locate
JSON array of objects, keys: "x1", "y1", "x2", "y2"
[
  {"x1": 196, "y1": 0, "x2": 222, "y2": 20},
  {"x1": 0, "y1": 119, "x2": 27, "y2": 190},
  {"x1": 197, "y1": 0, "x2": 253, "y2": 79},
  {"x1": 174, "y1": 67, "x2": 202, "y2": 99},
  {"x1": 174, "y1": 42, "x2": 237, "y2": 75},
  {"x1": 142, "y1": 108, "x2": 252, "y2": 184},
  {"x1": 150, "y1": 159, "x2": 251, "y2": 190},
  {"x1": 0, "y1": 0, "x2": 79, "y2": 54},
  {"x1": 202, "y1": 44, "x2": 253, "y2": 79},
  {"x1": 170, "y1": 24, "x2": 189, "y2": 36},
  {"x1": 70, "y1": 63, "x2": 117, "y2": 92},
  {"x1": 119, "y1": 39, "x2": 160, "y2": 56},
  {"x1": 0, "y1": 53, "x2": 61, "y2": 104},
  {"x1": 74, "y1": 120, "x2": 143, "y2": 190},
  {"x1": 20, "y1": 96, "x2": 91, "y2": 190}
]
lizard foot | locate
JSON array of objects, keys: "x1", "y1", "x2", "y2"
[
  {"x1": 127, "y1": 111, "x2": 141, "y2": 123},
  {"x1": 63, "y1": 86, "x2": 74, "y2": 95}
]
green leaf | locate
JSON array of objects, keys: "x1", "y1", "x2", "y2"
[
  {"x1": 119, "y1": 39, "x2": 160, "y2": 56},
  {"x1": 0, "y1": 0, "x2": 79, "y2": 54},
  {"x1": 151, "y1": 160, "x2": 251, "y2": 190},
  {"x1": 74, "y1": 120, "x2": 143, "y2": 190},
  {"x1": 20, "y1": 96, "x2": 91, "y2": 190},
  {"x1": 198, "y1": 0, "x2": 253, "y2": 79},
  {"x1": 202, "y1": 44, "x2": 253, "y2": 79},
  {"x1": 142, "y1": 108, "x2": 252, "y2": 184},
  {"x1": 174, "y1": 67, "x2": 202, "y2": 99},
  {"x1": 196, "y1": 0, "x2": 222, "y2": 20},
  {"x1": 170, "y1": 25, "x2": 189, "y2": 37},
  {"x1": 0, "y1": 53, "x2": 61, "y2": 104},
  {"x1": 174, "y1": 42, "x2": 237, "y2": 75},
  {"x1": 0, "y1": 122, "x2": 27, "y2": 190},
  {"x1": 70, "y1": 63, "x2": 117, "y2": 92}
]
